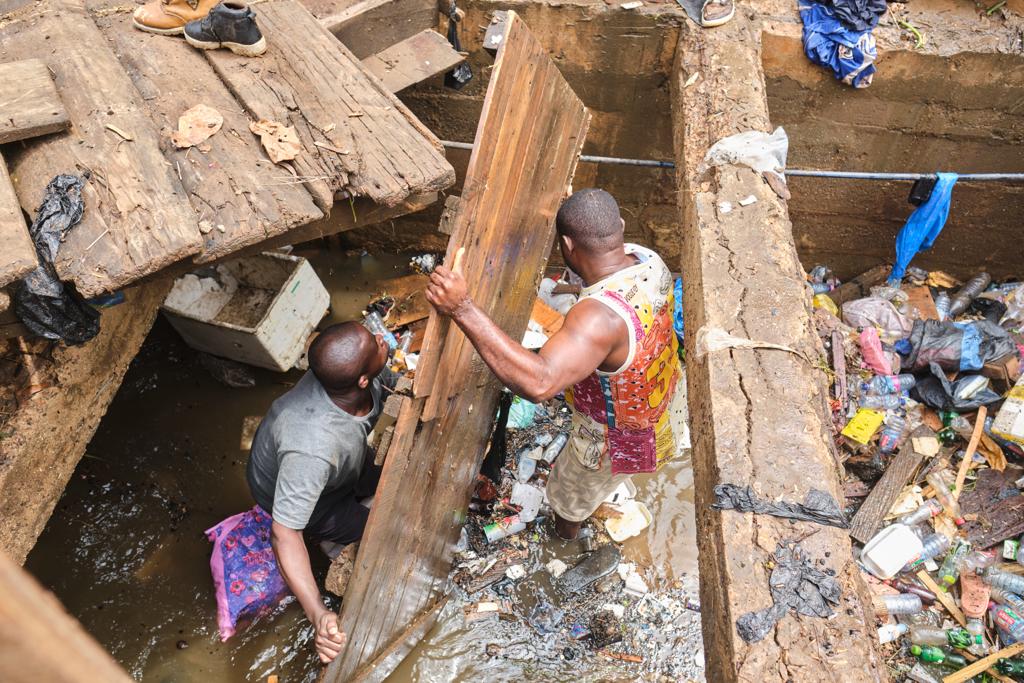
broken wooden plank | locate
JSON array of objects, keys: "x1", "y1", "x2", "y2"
[
  {"x1": 88, "y1": 0, "x2": 325, "y2": 264},
  {"x1": 849, "y1": 425, "x2": 933, "y2": 544},
  {"x1": 0, "y1": 551, "x2": 133, "y2": 682},
  {"x1": 374, "y1": 273, "x2": 430, "y2": 328},
  {"x1": 943, "y1": 642, "x2": 1024, "y2": 683},
  {"x1": 347, "y1": 598, "x2": 448, "y2": 683},
  {"x1": 0, "y1": 58, "x2": 70, "y2": 144},
  {"x1": 916, "y1": 569, "x2": 967, "y2": 627},
  {"x1": 961, "y1": 468, "x2": 1024, "y2": 549},
  {"x1": 827, "y1": 264, "x2": 891, "y2": 308},
  {"x1": 0, "y1": 151, "x2": 36, "y2": 288},
  {"x1": 0, "y1": 279, "x2": 170, "y2": 564},
  {"x1": 326, "y1": 13, "x2": 588, "y2": 681},
  {"x1": 672, "y1": 17, "x2": 884, "y2": 683},
  {"x1": 362, "y1": 29, "x2": 464, "y2": 94},
  {"x1": 201, "y1": 0, "x2": 454, "y2": 212},
  {"x1": 306, "y1": 0, "x2": 438, "y2": 60},
  {"x1": 0, "y1": 0, "x2": 203, "y2": 297}
]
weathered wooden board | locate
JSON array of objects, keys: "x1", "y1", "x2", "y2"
[
  {"x1": 326, "y1": 12, "x2": 588, "y2": 681},
  {"x1": 672, "y1": 17, "x2": 885, "y2": 683},
  {"x1": 848, "y1": 425, "x2": 933, "y2": 544},
  {"x1": 0, "y1": 551, "x2": 133, "y2": 681},
  {"x1": 304, "y1": 0, "x2": 438, "y2": 60},
  {"x1": 89, "y1": 0, "x2": 325, "y2": 263},
  {"x1": 0, "y1": 152, "x2": 36, "y2": 287},
  {"x1": 0, "y1": 0, "x2": 203, "y2": 297},
  {"x1": 373, "y1": 273, "x2": 430, "y2": 327},
  {"x1": 202, "y1": 0, "x2": 454, "y2": 212},
  {"x1": 362, "y1": 29, "x2": 464, "y2": 94},
  {"x1": 0, "y1": 58, "x2": 69, "y2": 144}
]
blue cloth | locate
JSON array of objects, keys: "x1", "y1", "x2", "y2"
[
  {"x1": 888, "y1": 172, "x2": 958, "y2": 283},
  {"x1": 673, "y1": 277, "x2": 684, "y2": 345},
  {"x1": 800, "y1": 2, "x2": 877, "y2": 89}
]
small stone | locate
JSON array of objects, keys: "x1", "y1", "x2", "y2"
[{"x1": 176, "y1": 640, "x2": 189, "y2": 650}]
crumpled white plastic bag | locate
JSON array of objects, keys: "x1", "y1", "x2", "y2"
[{"x1": 703, "y1": 127, "x2": 789, "y2": 182}]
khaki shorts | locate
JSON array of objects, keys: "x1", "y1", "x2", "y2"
[{"x1": 546, "y1": 429, "x2": 631, "y2": 523}]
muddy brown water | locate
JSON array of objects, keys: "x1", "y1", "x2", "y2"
[{"x1": 26, "y1": 250, "x2": 700, "y2": 682}]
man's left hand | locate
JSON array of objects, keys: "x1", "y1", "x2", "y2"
[{"x1": 425, "y1": 248, "x2": 471, "y2": 317}]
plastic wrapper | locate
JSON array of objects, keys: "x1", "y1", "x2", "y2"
[
  {"x1": 911, "y1": 362, "x2": 1003, "y2": 413},
  {"x1": 712, "y1": 483, "x2": 848, "y2": 528},
  {"x1": 902, "y1": 319, "x2": 1017, "y2": 372},
  {"x1": 703, "y1": 127, "x2": 788, "y2": 184},
  {"x1": 859, "y1": 327, "x2": 892, "y2": 375},
  {"x1": 842, "y1": 297, "x2": 912, "y2": 338}
]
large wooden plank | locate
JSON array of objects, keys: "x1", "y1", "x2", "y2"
[
  {"x1": 326, "y1": 12, "x2": 589, "y2": 681},
  {"x1": 304, "y1": 0, "x2": 438, "y2": 60},
  {"x1": 848, "y1": 426, "x2": 933, "y2": 544},
  {"x1": 0, "y1": 551, "x2": 132, "y2": 682},
  {"x1": 88, "y1": 0, "x2": 325, "y2": 263},
  {"x1": 202, "y1": 0, "x2": 454, "y2": 212},
  {"x1": 0, "y1": 0, "x2": 203, "y2": 297},
  {"x1": 362, "y1": 29, "x2": 464, "y2": 94},
  {"x1": 672, "y1": 17, "x2": 885, "y2": 683},
  {"x1": 0, "y1": 152, "x2": 36, "y2": 287},
  {"x1": 0, "y1": 58, "x2": 69, "y2": 144}
]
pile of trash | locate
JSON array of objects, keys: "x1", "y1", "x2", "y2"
[
  {"x1": 811, "y1": 264, "x2": 1024, "y2": 681},
  {"x1": 444, "y1": 396, "x2": 703, "y2": 680}
]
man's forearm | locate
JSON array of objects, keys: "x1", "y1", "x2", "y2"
[
  {"x1": 452, "y1": 302, "x2": 555, "y2": 401},
  {"x1": 272, "y1": 530, "x2": 327, "y2": 622}
]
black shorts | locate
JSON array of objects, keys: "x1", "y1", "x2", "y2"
[{"x1": 303, "y1": 460, "x2": 382, "y2": 546}]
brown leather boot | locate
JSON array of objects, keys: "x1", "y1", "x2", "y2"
[{"x1": 132, "y1": 0, "x2": 219, "y2": 35}]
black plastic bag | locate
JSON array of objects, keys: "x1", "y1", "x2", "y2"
[
  {"x1": 13, "y1": 174, "x2": 100, "y2": 345},
  {"x1": 443, "y1": 2, "x2": 473, "y2": 90},
  {"x1": 911, "y1": 362, "x2": 1003, "y2": 413},
  {"x1": 902, "y1": 319, "x2": 1016, "y2": 373},
  {"x1": 712, "y1": 483, "x2": 849, "y2": 528}
]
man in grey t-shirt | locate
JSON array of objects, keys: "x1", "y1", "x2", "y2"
[{"x1": 246, "y1": 321, "x2": 394, "y2": 665}]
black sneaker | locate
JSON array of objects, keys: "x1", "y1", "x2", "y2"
[{"x1": 183, "y1": 1, "x2": 267, "y2": 57}]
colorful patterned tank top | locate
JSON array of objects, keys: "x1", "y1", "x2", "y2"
[{"x1": 564, "y1": 244, "x2": 686, "y2": 475}]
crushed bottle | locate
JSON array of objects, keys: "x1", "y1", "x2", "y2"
[
  {"x1": 925, "y1": 470, "x2": 964, "y2": 525},
  {"x1": 948, "y1": 272, "x2": 991, "y2": 318}
]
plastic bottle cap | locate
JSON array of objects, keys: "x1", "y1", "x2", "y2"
[{"x1": 910, "y1": 645, "x2": 922, "y2": 655}]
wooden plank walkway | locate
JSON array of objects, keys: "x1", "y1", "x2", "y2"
[
  {"x1": 326, "y1": 12, "x2": 589, "y2": 681},
  {"x1": 0, "y1": 59, "x2": 70, "y2": 144},
  {"x1": 362, "y1": 29, "x2": 464, "y2": 94},
  {"x1": 0, "y1": 152, "x2": 36, "y2": 288}
]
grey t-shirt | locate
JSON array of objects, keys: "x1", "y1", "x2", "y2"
[{"x1": 246, "y1": 370, "x2": 394, "y2": 530}]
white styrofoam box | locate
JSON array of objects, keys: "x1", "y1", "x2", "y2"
[{"x1": 162, "y1": 252, "x2": 329, "y2": 371}]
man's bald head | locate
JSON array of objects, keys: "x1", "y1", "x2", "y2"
[
  {"x1": 308, "y1": 322, "x2": 383, "y2": 392},
  {"x1": 555, "y1": 189, "x2": 624, "y2": 253}
]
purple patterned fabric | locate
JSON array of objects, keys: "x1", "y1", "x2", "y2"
[
  {"x1": 607, "y1": 426, "x2": 657, "y2": 474},
  {"x1": 206, "y1": 506, "x2": 289, "y2": 641}
]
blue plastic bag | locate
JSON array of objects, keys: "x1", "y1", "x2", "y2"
[
  {"x1": 888, "y1": 173, "x2": 958, "y2": 284},
  {"x1": 673, "y1": 277, "x2": 685, "y2": 346},
  {"x1": 800, "y1": 2, "x2": 877, "y2": 89}
]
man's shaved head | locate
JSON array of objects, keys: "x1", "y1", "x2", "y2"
[
  {"x1": 555, "y1": 189, "x2": 624, "y2": 252},
  {"x1": 308, "y1": 322, "x2": 383, "y2": 392}
]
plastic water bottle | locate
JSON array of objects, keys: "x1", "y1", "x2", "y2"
[
  {"x1": 878, "y1": 414, "x2": 906, "y2": 454},
  {"x1": 910, "y1": 645, "x2": 968, "y2": 667},
  {"x1": 541, "y1": 433, "x2": 568, "y2": 464},
  {"x1": 876, "y1": 593, "x2": 922, "y2": 616},
  {"x1": 939, "y1": 540, "x2": 971, "y2": 589},
  {"x1": 362, "y1": 310, "x2": 398, "y2": 350},
  {"x1": 516, "y1": 446, "x2": 541, "y2": 483},
  {"x1": 934, "y1": 291, "x2": 951, "y2": 322},
  {"x1": 949, "y1": 272, "x2": 992, "y2": 317},
  {"x1": 896, "y1": 499, "x2": 943, "y2": 527},
  {"x1": 909, "y1": 626, "x2": 981, "y2": 649},
  {"x1": 985, "y1": 567, "x2": 1024, "y2": 595},
  {"x1": 863, "y1": 374, "x2": 917, "y2": 395},
  {"x1": 860, "y1": 394, "x2": 905, "y2": 411},
  {"x1": 925, "y1": 470, "x2": 964, "y2": 524},
  {"x1": 905, "y1": 533, "x2": 951, "y2": 571},
  {"x1": 990, "y1": 602, "x2": 1024, "y2": 644},
  {"x1": 992, "y1": 587, "x2": 1024, "y2": 614}
]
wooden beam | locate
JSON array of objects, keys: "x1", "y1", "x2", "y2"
[
  {"x1": 942, "y1": 642, "x2": 1024, "y2": 683},
  {"x1": 347, "y1": 598, "x2": 448, "y2": 683},
  {"x1": 88, "y1": 0, "x2": 325, "y2": 264},
  {"x1": 849, "y1": 425, "x2": 934, "y2": 544},
  {"x1": 309, "y1": 0, "x2": 438, "y2": 60},
  {"x1": 827, "y1": 264, "x2": 891, "y2": 308},
  {"x1": 0, "y1": 152, "x2": 36, "y2": 288},
  {"x1": 0, "y1": 0, "x2": 203, "y2": 297},
  {"x1": 672, "y1": 17, "x2": 885, "y2": 683},
  {"x1": 362, "y1": 29, "x2": 464, "y2": 94},
  {"x1": 202, "y1": 0, "x2": 453, "y2": 211},
  {"x1": 325, "y1": 12, "x2": 589, "y2": 681},
  {"x1": 0, "y1": 279, "x2": 170, "y2": 564},
  {"x1": 916, "y1": 569, "x2": 966, "y2": 627},
  {"x1": 0, "y1": 551, "x2": 132, "y2": 681},
  {"x1": 0, "y1": 58, "x2": 69, "y2": 144}
]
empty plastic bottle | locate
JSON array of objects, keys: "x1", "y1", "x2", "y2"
[
  {"x1": 990, "y1": 602, "x2": 1024, "y2": 644},
  {"x1": 876, "y1": 593, "x2": 922, "y2": 616},
  {"x1": 938, "y1": 540, "x2": 971, "y2": 589},
  {"x1": 934, "y1": 291, "x2": 951, "y2": 322},
  {"x1": 859, "y1": 394, "x2": 906, "y2": 411},
  {"x1": 905, "y1": 533, "x2": 951, "y2": 571},
  {"x1": 909, "y1": 626, "x2": 981, "y2": 649},
  {"x1": 985, "y1": 567, "x2": 1024, "y2": 595},
  {"x1": 878, "y1": 414, "x2": 906, "y2": 454},
  {"x1": 862, "y1": 374, "x2": 917, "y2": 395},
  {"x1": 910, "y1": 645, "x2": 968, "y2": 667},
  {"x1": 516, "y1": 446, "x2": 541, "y2": 483},
  {"x1": 540, "y1": 432, "x2": 568, "y2": 464},
  {"x1": 886, "y1": 578, "x2": 936, "y2": 603},
  {"x1": 948, "y1": 272, "x2": 992, "y2": 317},
  {"x1": 925, "y1": 470, "x2": 964, "y2": 524},
  {"x1": 362, "y1": 310, "x2": 398, "y2": 350},
  {"x1": 896, "y1": 499, "x2": 943, "y2": 527},
  {"x1": 992, "y1": 587, "x2": 1024, "y2": 614},
  {"x1": 997, "y1": 658, "x2": 1024, "y2": 675}
]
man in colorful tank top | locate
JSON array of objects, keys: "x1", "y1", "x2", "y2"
[{"x1": 425, "y1": 188, "x2": 688, "y2": 539}]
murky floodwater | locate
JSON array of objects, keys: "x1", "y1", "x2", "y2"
[{"x1": 26, "y1": 249, "x2": 700, "y2": 682}]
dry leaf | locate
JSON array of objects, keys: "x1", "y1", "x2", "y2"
[
  {"x1": 171, "y1": 104, "x2": 223, "y2": 149},
  {"x1": 927, "y1": 271, "x2": 960, "y2": 288},
  {"x1": 978, "y1": 433, "x2": 1008, "y2": 471},
  {"x1": 249, "y1": 119, "x2": 302, "y2": 164}
]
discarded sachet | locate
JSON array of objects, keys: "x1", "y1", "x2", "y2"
[
  {"x1": 712, "y1": 483, "x2": 849, "y2": 528},
  {"x1": 14, "y1": 173, "x2": 100, "y2": 344},
  {"x1": 736, "y1": 540, "x2": 841, "y2": 643}
]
